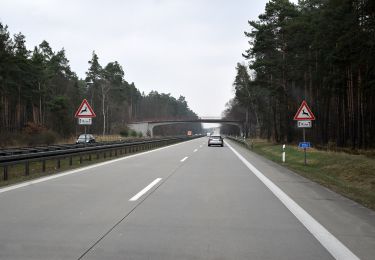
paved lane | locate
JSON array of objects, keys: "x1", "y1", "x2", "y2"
[
  {"x1": 0, "y1": 137, "x2": 373, "y2": 259},
  {"x1": 82, "y1": 139, "x2": 334, "y2": 260},
  {"x1": 0, "y1": 138, "x2": 204, "y2": 259}
]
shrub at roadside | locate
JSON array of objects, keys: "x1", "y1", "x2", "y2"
[
  {"x1": 130, "y1": 130, "x2": 137, "y2": 137},
  {"x1": 0, "y1": 132, "x2": 19, "y2": 147},
  {"x1": 22, "y1": 122, "x2": 59, "y2": 146},
  {"x1": 119, "y1": 128, "x2": 129, "y2": 137}
]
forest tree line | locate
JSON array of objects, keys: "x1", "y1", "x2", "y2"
[
  {"x1": 0, "y1": 22, "x2": 200, "y2": 145},
  {"x1": 222, "y1": 0, "x2": 375, "y2": 149}
]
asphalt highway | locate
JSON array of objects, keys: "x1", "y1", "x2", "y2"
[{"x1": 0, "y1": 137, "x2": 374, "y2": 259}]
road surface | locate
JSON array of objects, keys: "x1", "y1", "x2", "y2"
[{"x1": 0, "y1": 137, "x2": 374, "y2": 259}]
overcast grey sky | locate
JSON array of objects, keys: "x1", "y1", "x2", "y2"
[{"x1": 0, "y1": 0, "x2": 288, "y2": 117}]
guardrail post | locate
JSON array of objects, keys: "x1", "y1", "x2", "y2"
[
  {"x1": 115, "y1": 149, "x2": 118, "y2": 156},
  {"x1": 109, "y1": 150, "x2": 112, "y2": 157},
  {"x1": 79, "y1": 155, "x2": 83, "y2": 164},
  {"x1": 3, "y1": 166, "x2": 8, "y2": 181},
  {"x1": 25, "y1": 161, "x2": 30, "y2": 176},
  {"x1": 89, "y1": 154, "x2": 92, "y2": 161},
  {"x1": 104, "y1": 152, "x2": 106, "y2": 158},
  {"x1": 96, "y1": 153, "x2": 99, "y2": 160},
  {"x1": 69, "y1": 156, "x2": 73, "y2": 166},
  {"x1": 42, "y1": 160, "x2": 46, "y2": 172},
  {"x1": 57, "y1": 158, "x2": 61, "y2": 169}
]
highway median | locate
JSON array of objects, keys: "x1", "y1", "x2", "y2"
[{"x1": 0, "y1": 136, "x2": 201, "y2": 188}]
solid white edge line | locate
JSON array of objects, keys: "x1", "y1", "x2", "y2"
[
  {"x1": 0, "y1": 138, "x2": 201, "y2": 194},
  {"x1": 180, "y1": 156, "x2": 188, "y2": 162},
  {"x1": 129, "y1": 178, "x2": 162, "y2": 201},
  {"x1": 226, "y1": 142, "x2": 359, "y2": 260}
]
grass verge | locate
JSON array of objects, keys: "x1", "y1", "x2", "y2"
[{"x1": 238, "y1": 139, "x2": 375, "y2": 210}]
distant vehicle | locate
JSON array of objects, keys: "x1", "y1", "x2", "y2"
[
  {"x1": 206, "y1": 133, "x2": 211, "y2": 137},
  {"x1": 76, "y1": 134, "x2": 95, "y2": 144},
  {"x1": 208, "y1": 135, "x2": 224, "y2": 147}
]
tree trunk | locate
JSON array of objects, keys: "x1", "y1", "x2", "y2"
[{"x1": 102, "y1": 90, "x2": 106, "y2": 136}]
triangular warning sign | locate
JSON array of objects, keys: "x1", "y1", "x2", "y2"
[
  {"x1": 75, "y1": 99, "x2": 96, "y2": 118},
  {"x1": 294, "y1": 100, "x2": 315, "y2": 120}
]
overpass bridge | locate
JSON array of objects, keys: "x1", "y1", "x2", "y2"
[{"x1": 128, "y1": 118, "x2": 243, "y2": 137}]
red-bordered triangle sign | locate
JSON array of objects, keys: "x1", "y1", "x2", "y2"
[
  {"x1": 294, "y1": 100, "x2": 315, "y2": 120},
  {"x1": 75, "y1": 99, "x2": 96, "y2": 118}
]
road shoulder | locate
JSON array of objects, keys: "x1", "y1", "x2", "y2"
[{"x1": 226, "y1": 139, "x2": 375, "y2": 260}]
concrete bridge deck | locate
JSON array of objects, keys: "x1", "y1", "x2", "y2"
[{"x1": 128, "y1": 118, "x2": 243, "y2": 137}]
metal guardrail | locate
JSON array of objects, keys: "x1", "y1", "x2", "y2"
[
  {"x1": 225, "y1": 136, "x2": 254, "y2": 149},
  {"x1": 0, "y1": 137, "x2": 169, "y2": 156},
  {"x1": 0, "y1": 136, "x2": 202, "y2": 181}
]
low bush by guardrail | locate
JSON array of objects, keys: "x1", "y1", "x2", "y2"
[{"x1": 226, "y1": 136, "x2": 254, "y2": 149}]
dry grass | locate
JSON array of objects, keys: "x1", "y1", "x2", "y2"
[{"x1": 244, "y1": 139, "x2": 375, "y2": 210}]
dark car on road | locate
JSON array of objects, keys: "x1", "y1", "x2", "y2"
[
  {"x1": 76, "y1": 134, "x2": 95, "y2": 144},
  {"x1": 208, "y1": 135, "x2": 224, "y2": 147}
]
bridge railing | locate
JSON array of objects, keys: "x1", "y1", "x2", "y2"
[{"x1": 129, "y1": 117, "x2": 243, "y2": 123}]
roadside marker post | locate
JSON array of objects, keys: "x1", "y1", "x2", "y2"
[
  {"x1": 75, "y1": 99, "x2": 96, "y2": 145},
  {"x1": 282, "y1": 144, "x2": 286, "y2": 163},
  {"x1": 303, "y1": 128, "x2": 307, "y2": 165},
  {"x1": 294, "y1": 100, "x2": 315, "y2": 165}
]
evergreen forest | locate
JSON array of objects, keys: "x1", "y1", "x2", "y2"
[
  {"x1": 222, "y1": 0, "x2": 375, "y2": 149},
  {"x1": 0, "y1": 23, "x2": 200, "y2": 145}
]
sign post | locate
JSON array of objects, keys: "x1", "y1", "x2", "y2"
[
  {"x1": 75, "y1": 99, "x2": 96, "y2": 145},
  {"x1": 294, "y1": 100, "x2": 315, "y2": 165}
]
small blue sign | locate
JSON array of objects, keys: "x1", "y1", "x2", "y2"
[{"x1": 299, "y1": 142, "x2": 311, "y2": 149}]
